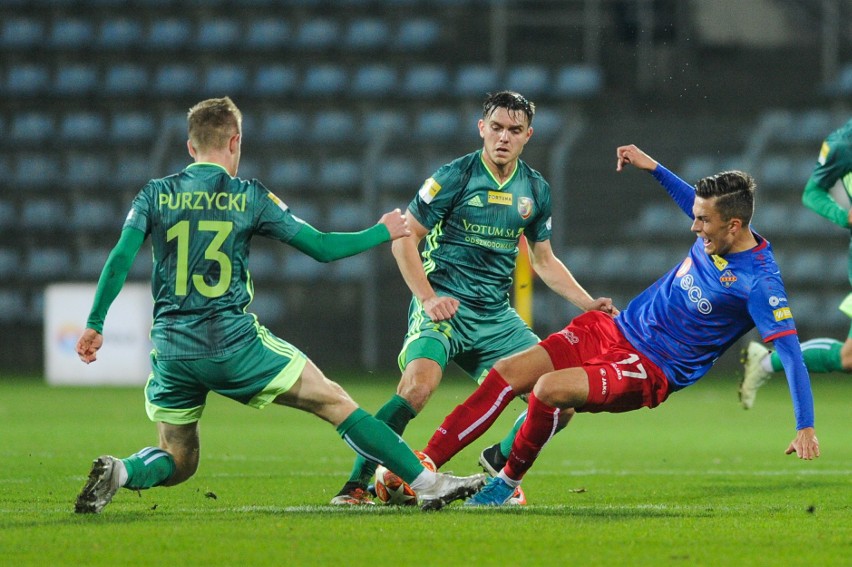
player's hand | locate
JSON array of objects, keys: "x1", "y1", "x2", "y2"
[
  {"x1": 587, "y1": 297, "x2": 619, "y2": 317},
  {"x1": 379, "y1": 208, "x2": 411, "y2": 240},
  {"x1": 423, "y1": 295, "x2": 460, "y2": 322},
  {"x1": 616, "y1": 145, "x2": 659, "y2": 173},
  {"x1": 785, "y1": 427, "x2": 820, "y2": 460},
  {"x1": 76, "y1": 328, "x2": 104, "y2": 364}
]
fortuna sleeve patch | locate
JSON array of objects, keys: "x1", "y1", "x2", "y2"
[{"x1": 418, "y1": 177, "x2": 442, "y2": 204}]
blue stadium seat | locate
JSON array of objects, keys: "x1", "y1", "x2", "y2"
[
  {"x1": 254, "y1": 65, "x2": 298, "y2": 96},
  {"x1": 1, "y1": 17, "x2": 45, "y2": 49},
  {"x1": 553, "y1": 65, "x2": 603, "y2": 98},
  {"x1": 104, "y1": 64, "x2": 149, "y2": 96},
  {"x1": 129, "y1": 247, "x2": 153, "y2": 280},
  {"x1": 0, "y1": 248, "x2": 21, "y2": 280},
  {"x1": 529, "y1": 108, "x2": 563, "y2": 141},
  {"x1": 203, "y1": 65, "x2": 249, "y2": 97},
  {"x1": 153, "y1": 64, "x2": 199, "y2": 95},
  {"x1": 267, "y1": 158, "x2": 313, "y2": 190},
  {"x1": 318, "y1": 159, "x2": 361, "y2": 191},
  {"x1": 344, "y1": 18, "x2": 390, "y2": 51},
  {"x1": 71, "y1": 199, "x2": 118, "y2": 231},
  {"x1": 402, "y1": 65, "x2": 450, "y2": 98},
  {"x1": 363, "y1": 109, "x2": 406, "y2": 138},
  {"x1": 282, "y1": 250, "x2": 324, "y2": 281},
  {"x1": 10, "y1": 112, "x2": 55, "y2": 144},
  {"x1": 328, "y1": 201, "x2": 368, "y2": 231},
  {"x1": 147, "y1": 19, "x2": 193, "y2": 50},
  {"x1": 0, "y1": 201, "x2": 16, "y2": 232},
  {"x1": 236, "y1": 157, "x2": 263, "y2": 180},
  {"x1": 455, "y1": 64, "x2": 500, "y2": 97},
  {"x1": 246, "y1": 247, "x2": 283, "y2": 281},
  {"x1": 414, "y1": 108, "x2": 459, "y2": 140},
  {"x1": 15, "y1": 153, "x2": 57, "y2": 189},
  {"x1": 76, "y1": 247, "x2": 112, "y2": 280},
  {"x1": 5, "y1": 64, "x2": 50, "y2": 96},
  {"x1": 394, "y1": 18, "x2": 440, "y2": 50},
  {"x1": 282, "y1": 199, "x2": 320, "y2": 222},
  {"x1": 24, "y1": 247, "x2": 72, "y2": 280},
  {"x1": 351, "y1": 65, "x2": 398, "y2": 97},
  {"x1": 197, "y1": 18, "x2": 241, "y2": 49},
  {"x1": 245, "y1": 19, "x2": 292, "y2": 50},
  {"x1": 759, "y1": 155, "x2": 794, "y2": 189},
  {"x1": 310, "y1": 111, "x2": 358, "y2": 144},
  {"x1": 110, "y1": 112, "x2": 156, "y2": 144},
  {"x1": 294, "y1": 18, "x2": 340, "y2": 51},
  {"x1": 60, "y1": 112, "x2": 107, "y2": 143},
  {"x1": 21, "y1": 199, "x2": 66, "y2": 231},
  {"x1": 302, "y1": 65, "x2": 348, "y2": 97},
  {"x1": 505, "y1": 65, "x2": 551, "y2": 98},
  {"x1": 260, "y1": 111, "x2": 307, "y2": 143},
  {"x1": 376, "y1": 156, "x2": 418, "y2": 191},
  {"x1": 50, "y1": 18, "x2": 94, "y2": 49},
  {"x1": 54, "y1": 64, "x2": 100, "y2": 96},
  {"x1": 0, "y1": 290, "x2": 26, "y2": 322},
  {"x1": 66, "y1": 153, "x2": 113, "y2": 185},
  {"x1": 836, "y1": 64, "x2": 852, "y2": 95},
  {"x1": 115, "y1": 155, "x2": 152, "y2": 187},
  {"x1": 98, "y1": 18, "x2": 144, "y2": 49},
  {"x1": 248, "y1": 294, "x2": 286, "y2": 322}
]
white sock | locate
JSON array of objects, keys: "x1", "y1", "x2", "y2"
[
  {"x1": 760, "y1": 353, "x2": 774, "y2": 373},
  {"x1": 497, "y1": 470, "x2": 521, "y2": 488},
  {"x1": 116, "y1": 459, "x2": 129, "y2": 487},
  {"x1": 409, "y1": 469, "x2": 437, "y2": 491}
]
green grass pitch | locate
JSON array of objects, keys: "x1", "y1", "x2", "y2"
[{"x1": 0, "y1": 370, "x2": 849, "y2": 565}]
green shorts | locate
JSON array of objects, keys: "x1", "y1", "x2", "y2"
[
  {"x1": 397, "y1": 297, "x2": 540, "y2": 384},
  {"x1": 145, "y1": 326, "x2": 307, "y2": 425}
]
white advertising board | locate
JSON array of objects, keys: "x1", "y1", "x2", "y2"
[{"x1": 44, "y1": 283, "x2": 153, "y2": 386}]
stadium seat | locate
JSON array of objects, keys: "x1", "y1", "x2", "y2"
[
  {"x1": 75, "y1": 247, "x2": 112, "y2": 280},
  {"x1": 104, "y1": 64, "x2": 149, "y2": 96},
  {"x1": 54, "y1": 64, "x2": 100, "y2": 96},
  {"x1": 282, "y1": 198, "x2": 320, "y2": 222},
  {"x1": 50, "y1": 18, "x2": 94, "y2": 49},
  {"x1": 310, "y1": 110, "x2": 358, "y2": 144},
  {"x1": 333, "y1": 255, "x2": 369, "y2": 281},
  {"x1": 236, "y1": 157, "x2": 263, "y2": 180},
  {"x1": 394, "y1": 18, "x2": 440, "y2": 51},
  {"x1": 302, "y1": 65, "x2": 348, "y2": 97},
  {"x1": 246, "y1": 247, "x2": 283, "y2": 280},
  {"x1": 414, "y1": 108, "x2": 459, "y2": 140},
  {"x1": 0, "y1": 248, "x2": 20, "y2": 279},
  {"x1": 835, "y1": 64, "x2": 852, "y2": 95},
  {"x1": 202, "y1": 65, "x2": 249, "y2": 97},
  {"x1": 282, "y1": 250, "x2": 324, "y2": 281},
  {"x1": 402, "y1": 65, "x2": 451, "y2": 98},
  {"x1": 10, "y1": 112, "x2": 55, "y2": 145},
  {"x1": 245, "y1": 19, "x2": 292, "y2": 50},
  {"x1": 14, "y1": 153, "x2": 57, "y2": 189},
  {"x1": 376, "y1": 156, "x2": 418, "y2": 191},
  {"x1": 129, "y1": 246, "x2": 153, "y2": 280},
  {"x1": 197, "y1": 18, "x2": 241, "y2": 49},
  {"x1": 114, "y1": 154, "x2": 152, "y2": 188},
  {"x1": 21, "y1": 199, "x2": 66, "y2": 231},
  {"x1": 363, "y1": 109, "x2": 407, "y2": 138},
  {"x1": 758, "y1": 155, "x2": 795, "y2": 189},
  {"x1": 260, "y1": 111, "x2": 307, "y2": 144},
  {"x1": 267, "y1": 158, "x2": 313, "y2": 191},
  {"x1": 0, "y1": 201, "x2": 15, "y2": 232},
  {"x1": 147, "y1": 18, "x2": 193, "y2": 50},
  {"x1": 1, "y1": 17, "x2": 44, "y2": 49},
  {"x1": 351, "y1": 65, "x2": 398, "y2": 97},
  {"x1": 636, "y1": 203, "x2": 682, "y2": 236},
  {"x1": 454, "y1": 64, "x2": 500, "y2": 98},
  {"x1": 553, "y1": 65, "x2": 603, "y2": 98},
  {"x1": 248, "y1": 294, "x2": 286, "y2": 322},
  {"x1": 109, "y1": 112, "x2": 156, "y2": 144},
  {"x1": 505, "y1": 65, "x2": 551, "y2": 99},
  {"x1": 153, "y1": 64, "x2": 199, "y2": 96},
  {"x1": 5, "y1": 64, "x2": 50, "y2": 96},
  {"x1": 66, "y1": 153, "x2": 113, "y2": 186},
  {"x1": 343, "y1": 18, "x2": 390, "y2": 51},
  {"x1": 0, "y1": 290, "x2": 26, "y2": 323},
  {"x1": 60, "y1": 112, "x2": 107, "y2": 143},
  {"x1": 328, "y1": 200, "x2": 368, "y2": 231},
  {"x1": 318, "y1": 159, "x2": 362, "y2": 191},
  {"x1": 98, "y1": 18, "x2": 144, "y2": 49},
  {"x1": 529, "y1": 108, "x2": 563, "y2": 141},
  {"x1": 253, "y1": 65, "x2": 298, "y2": 97},
  {"x1": 71, "y1": 199, "x2": 118, "y2": 232},
  {"x1": 294, "y1": 18, "x2": 340, "y2": 51}
]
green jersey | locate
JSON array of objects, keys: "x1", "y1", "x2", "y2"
[
  {"x1": 805, "y1": 118, "x2": 852, "y2": 229},
  {"x1": 124, "y1": 162, "x2": 303, "y2": 360},
  {"x1": 408, "y1": 150, "x2": 552, "y2": 313}
]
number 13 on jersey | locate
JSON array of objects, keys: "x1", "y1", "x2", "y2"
[{"x1": 166, "y1": 220, "x2": 233, "y2": 297}]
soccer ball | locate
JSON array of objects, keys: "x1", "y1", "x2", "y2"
[{"x1": 374, "y1": 451, "x2": 436, "y2": 506}]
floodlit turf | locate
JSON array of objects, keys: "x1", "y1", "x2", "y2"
[{"x1": 0, "y1": 371, "x2": 849, "y2": 565}]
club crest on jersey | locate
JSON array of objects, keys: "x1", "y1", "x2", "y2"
[
  {"x1": 719, "y1": 269, "x2": 737, "y2": 288},
  {"x1": 518, "y1": 197, "x2": 533, "y2": 219},
  {"x1": 676, "y1": 257, "x2": 692, "y2": 277}
]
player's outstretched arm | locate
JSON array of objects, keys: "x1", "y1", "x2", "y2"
[
  {"x1": 785, "y1": 427, "x2": 820, "y2": 460},
  {"x1": 288, "y1": 209, "x2": 409, "y2": 263},
  {"x1": 616, "y1": 144, "x2": 659, "y2": 172}
]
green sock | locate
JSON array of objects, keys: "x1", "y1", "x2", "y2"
[
  {"x1": 499, "y1": 410, "x2": 527, "y2": 458},
  {"x1": 337, "y1": 408, "x2": 422, "y2": 485},
  {"x1": 770, "y1": 338, "x2": 843, "y2": 373},
  {"x1": 122, "y1": 447, "x2": 176, "y2": 490},
  {"x1": 345, "y1": 395, "x2": 417, "y2": 486}
]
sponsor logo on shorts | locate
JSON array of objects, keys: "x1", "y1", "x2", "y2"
[
  {"x1": 518, "y1": 197, "x2": 533, "y2": 219},
  {"x1": 719, "y1": 269, "x2": 737, "y2": 288},
  {"x1": 558, "y1": 329, "x2": 579, "y2": 344},
  {"x1": 487, "y1": 191, "x2": 512, "y2": 206},
  {"x1": 773, "y1": 307, "x2": 793, "y2": 322},
  {"x1": 600, "y1": 369, "x2": 608, "y2": 396}
]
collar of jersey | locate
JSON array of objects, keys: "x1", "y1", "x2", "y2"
[
  {"x1": 186, "y1": 162, "x2": 231, "y2": 177},
  {"x1": 479, "y1": 152, "x2": 518, "y2": 190}
]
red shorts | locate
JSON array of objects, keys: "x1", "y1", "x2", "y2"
[{"x1": 539, "y1": 311, "x2": 670, "y2": 413}]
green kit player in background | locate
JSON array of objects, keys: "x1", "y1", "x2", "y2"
[
  {"x1": 741, "y1": 117, "x2": 852, "y2": 408},
  {"x1": 74, "y1": 97, "x2": 485, "y2": 514},
  {"x1": 332, "y1": 91, "x2": 614, "y2": 505}
]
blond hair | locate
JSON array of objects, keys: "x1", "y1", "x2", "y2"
[{"x1": 187, "y1": 96, "x2": 242, "y2": 152}]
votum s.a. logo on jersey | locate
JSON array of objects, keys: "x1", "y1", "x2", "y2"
[
  {"x1": 719, "y1": 269, "x2": 737, "y2": 288},
  {"x1": 518, "y1": 197, "x2": 533, "y2": 219}
]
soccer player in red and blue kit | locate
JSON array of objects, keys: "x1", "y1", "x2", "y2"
[{"x1": 415, "y1": 144, "x2": 820, "y2": 506}]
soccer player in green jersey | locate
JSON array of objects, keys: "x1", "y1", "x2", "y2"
[
  {"x1": 740, "y1": 117, "x2": 852, "y2": 409},
  {"x1": 332, "y1": 91, "x2": 614, "y2": 505},
  {"x1": 73, "y1": 97, "x2": 485, "y2": 514}
]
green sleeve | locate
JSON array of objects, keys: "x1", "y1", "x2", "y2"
[
  {"x1": 86, "y1": 228, "x2": 145, "y2": 333},
  {"x1": 288, "y1": 222, "x2": 390, "y2": 263},
  {"x1": 802, "y1": 178, "x2": 849, "y2": 229}
]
